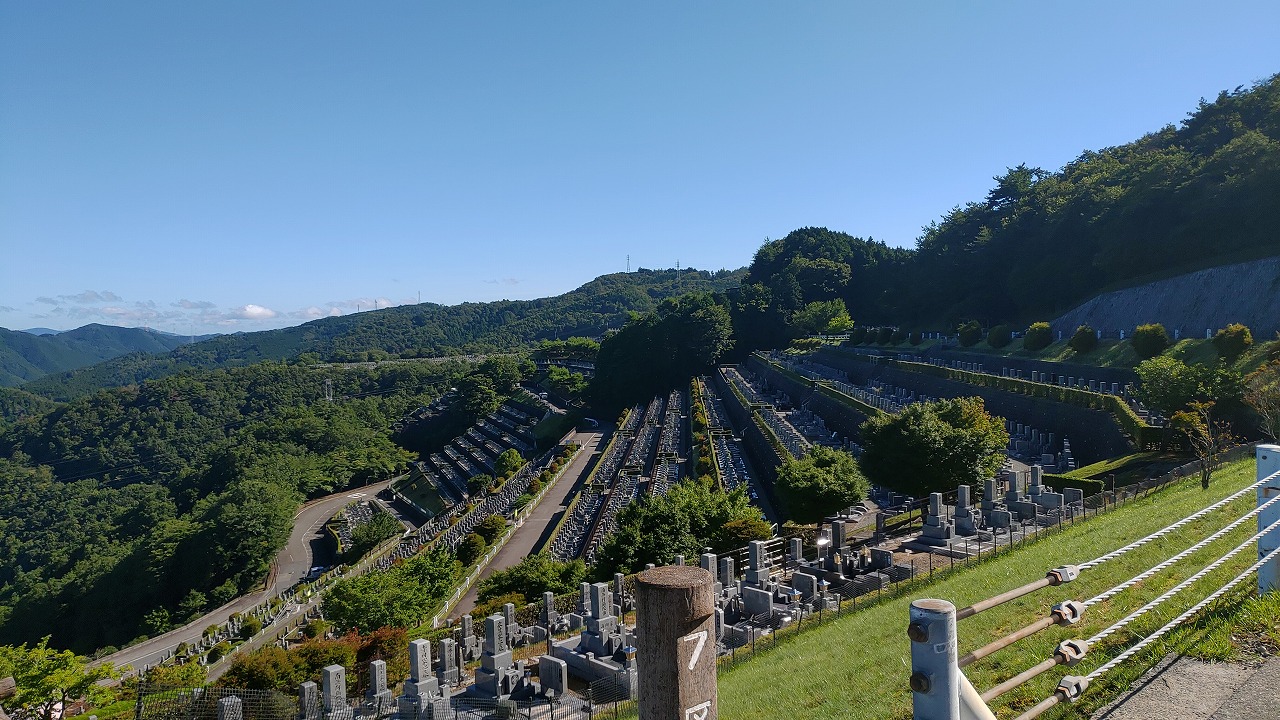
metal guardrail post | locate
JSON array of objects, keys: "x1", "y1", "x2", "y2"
[
  {"x1": 1258, "y1": 445, "x2": 1280, "y2": 594},
  {"x1": 908, "y1": 599, "x2": 959, "y2": 720}
]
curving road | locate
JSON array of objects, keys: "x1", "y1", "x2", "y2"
[{"x1": 98, "y1": 479, "x2": 395, "y2": 675}]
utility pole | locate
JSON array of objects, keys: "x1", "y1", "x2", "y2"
[{"x1": 627, "y1": 254, "x2": 631, "y2": 273}]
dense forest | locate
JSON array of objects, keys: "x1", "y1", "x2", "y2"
[
  {"x1": 728, "y1": 75, "x2": 1280, "y2": 335},
  {"x1": 22, "y1": 268, "x2": 743, "y2": 401},
  {"x1": 0, "y1": 324, "x2": 205, "y2": 387},
  {"x1": 0, "y1": 359, "x2": 477, "y2": 652}
]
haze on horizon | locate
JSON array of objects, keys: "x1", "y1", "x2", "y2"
[{"x1": 3, "y1": 1, "x2": 1277, "y2": 335}]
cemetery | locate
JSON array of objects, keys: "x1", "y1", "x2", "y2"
[{"x1": 391, "y1": 400, "x2": 543, "y2": 520}]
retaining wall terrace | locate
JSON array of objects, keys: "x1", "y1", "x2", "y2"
[{"x1": 813, "y1": 353, "x2": 1131, "y2": 465}]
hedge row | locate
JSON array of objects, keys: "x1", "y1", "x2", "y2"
[{"x1": 1043, "y1": 474, "x2": 1106, "y2": 496}]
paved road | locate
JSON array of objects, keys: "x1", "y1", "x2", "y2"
[
  {"x1": 450, "y1": 429, "x2": 608, "y2": 618},
  {"x1": 98, "y1": 479, "x2": 394, "y2": 674},
  {"x1": 1092, "y1": 654, "x2": 1280, "y2": 719}
]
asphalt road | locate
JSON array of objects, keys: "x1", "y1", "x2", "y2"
[
  {"x1": 98, "y1": 478, "x2": 394, "y2": 674},
  {"x1": 450, "y1": 429, "x2": 607, "y2": 618}
]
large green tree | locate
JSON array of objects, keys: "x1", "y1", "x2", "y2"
[
  {"x1": 475, "y1": 554, "x2": 587, "y2": 604},
  {"x1": 0, "y1": 638, "x2": 120, "y2": 720},
  {"x1": 592, "y1": 480, "x2": 769, "y2": 576},
  {"x1": 858, "y1": 398, "x2": 1009, "y2": 497},
  {"x1": 774, "y1": 447, "x2": 869, "y2": 523}
]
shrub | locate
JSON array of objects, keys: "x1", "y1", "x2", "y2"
[
  {"x1": 207, "y1": 640, "x2": 232, "y2": 663},
  {"x1": 1132, "y1": 323, "x2": 1170, "y2": 359},
  {"x1": 1023, "y1": 322, "x2": 1053, "y2": 351},
  {"x1": 1069, "y1": 325, "x2": 1099, "y2": 353},
  {"x1": 876, "y1": 327, "x2": 894, "y2": 344},
  {"x1": 1214, "y1": 323, "x2": 1254, "y2": 362},
  {"x1": 239, "y1": 615, "x2": 263, "y2": 639},
  {"x1": 848, "y1": 327, "x2": 868, "y2": 345},
  {"x1": 986, "y1": 324, "x2": 1012, "y2": 349},
  {"x1": 302, "y1": 620, "x2": 330, "y2": 639},
  {"x1": 475, "y1": 514, "x2": 507, "y2": 544},
  {"x1": 908, "y1": 331, "x2": 922, "y2": 346},
  {"x1": 457, "y1": 533, "x2": 487, "y2": 565},
  {"x1": 957, "y1": 321, "x2": 982, "y2": 347},
  {"x1": 890, "y1": 328, "x2": 908, "y2": 345}
]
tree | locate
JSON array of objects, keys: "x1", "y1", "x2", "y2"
[
  {"x1": 957, "y1": 321, "x2": 982, "y2": 347},
  {"x1": 495, "y1": 449, "x2": 524, "y2": 479},
  {"x1": 774, "y1": 447, "x2": 868, "y2": 524},
  {"x1": 1135, "y1": 357, "x2": 1244, "y2": 416},
  {"x1": 456, "y1": 533, "x2": 487, "y2": 566},
  {"x1": 848, "y1": 327, "x2": 868, "y2": 345},
  {"x1": 859, "y1": 397, "x2": 1009, "y2": 497},
  {"x1": 321, "y1": 548, "x2": 456, "y2": 632},
  {"x1": 908, "y1": 331, "x2": 922, "y2": 346},
  {"x1": 986, "y1": 325, "x2": 1012, "y2": 349},
  {"x1": 1131, "y1": 324, "x2": 1170, "y2": 359},
  {"x1": 792, "y1": 300, "x2": 853, "y2": 335},
  {"x1": 1069, "y1": 325, "x2": 1098, "y2": 353},
  {"x1": 0, "y1": 638, "x2": 120, "y2": 720},
  {"x1": 145, "y1": 661, "x2": 208, "y2": 687},
  {"x1": 1171, "y1": 401, "x2": 1234, "y2": 489},
  {"x1": 1214, "y1": 323, "x2": 1254, "y2": 362},
  {"x1": 890, "y1": 328, "x2": 909, "y2": 345},
  {"x1": 1023, "y1": 322, "x2": 1053, "y2": 351},
  {"x1": 592, "y1": 480, "x2": 765, "y2": 576},
  {"x1": 239, "y1": 615, "x2": 263, "y2": 640},
  {"x1": 476, "y1": 554, "x2": 587, "y2": 603},
  {"x1": 876, "y1": 326, "x2": 894, "y2": 344},
  {"x1": 467, "y1": 474, "x2": 494, "y2": 496},
  {"x1": 1244, "y1": 361, "x2": 1280, "y2": 441},
  {"x1": 475, "y1": 514, "x2": 507, "y2": 544}
]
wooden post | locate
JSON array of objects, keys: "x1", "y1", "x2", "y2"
[{"x1": 636, "y1": 565, "x2": 717, "y2": 720}]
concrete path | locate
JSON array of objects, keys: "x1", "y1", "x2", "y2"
[
  {"x1": 1092, "y1": 654, "x2": 1280, "y2": 719},
  {"x1": 450, "y1": 428, "x2": 609, "y2": 618}
]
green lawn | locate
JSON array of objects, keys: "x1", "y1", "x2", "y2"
[
  {"x1": 717, "y1": 458, "x2": 1270, "y2": 719},
  {"x1": 1064, "y1": 451, "x2": 1189, "y2": 485}
]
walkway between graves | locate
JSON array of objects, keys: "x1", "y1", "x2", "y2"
[{"x1": 451, "y1": 429, "x2": 607, "y2": 618}]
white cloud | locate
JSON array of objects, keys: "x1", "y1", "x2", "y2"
[
  {"x1": 174, "y1": 299, "x2": 216, "y2": 310},
  {"x1": 60, "y1": 290, "x2": 122, "y2": 304},
  {"x1": 289, "y1": 306, "x2": 346, "y2": 320},
  {"x1": 230, "y1": 304, "x2": 278, "y2": 320}
]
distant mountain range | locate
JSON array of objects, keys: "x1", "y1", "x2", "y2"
[
  {"x1": 17, "y1": 267, "x2": 745, "y2": 400},
  {"x1": 0, "y1": 324, "x2": 211, "y2": 387}
]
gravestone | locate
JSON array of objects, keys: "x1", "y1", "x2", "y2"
[
  {"x1": 460, "y1": 614, "x2": 481, "y2": 661},
  {"x1": 742, "y1": 585, "x2": 772, "y2": 618},
  {"x1": 700, "y1": 553, "x2": 717, "y2": 574},
  {"x1": 538, "y1": 656, "x2": 568, "y2": 696},
  {"x1": 791, "y1": 569, "x2": 818, "y2": 602},
  {"x1": 437, "y1": 638, "x2": 460, "y2": 685},
  {"x1": 954, "y1": 485, "x2": 979, "y2": 536},
  {"x1": 920, "y1": 493, "x2": 954, "y2": 544},
  {"x1": 718, "y1": 557, "x2": 735, "y2": 589},
  {"x1": 747, "y1": 540, "x2": 771, "y2": 585},
  {"x1": 217, "y1": 697, "x2": 242, "y2": 720},
  {"x1": 367, "y1": 660, "x2": 391, "y2": 705},
  {"x1": 299, "y1": 682, "x2": 321, "y2": 720},
  {"x1": 831, "y1": 519, "x2": 847, "y2": 550},
  {"x1": 788, "y1": 537, "x2": 803, "y2": 564}
]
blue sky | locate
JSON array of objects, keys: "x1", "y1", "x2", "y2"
[{"x1": 2, "y1": 2, "x2": 1277, "y2": 333}]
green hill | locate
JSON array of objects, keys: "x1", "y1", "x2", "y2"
[
  {"x1": 23, "y1": 267, "x2": 743, "y2": 401},
  {"x1": 726, "y1": 74, "x2": 1280, "y2": 338},
  {"x1": 0, "y1": 324, "x2": 200, "y2": 387}
]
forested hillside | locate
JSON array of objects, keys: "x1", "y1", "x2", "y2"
[
  {"x1": 728, "y1": 75, "x2": 1280, "y2": 335},
  {"x1": 24, "y1": 268, "x2": 742, "y2": 401},
  {"x1": 0, "y1": 358, "x2": 478, "y2": 653},
  {"x1": 0, "y1": 324, "x2": 201, "y2": 387}
]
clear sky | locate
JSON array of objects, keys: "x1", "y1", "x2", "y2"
[{"x1": 2, "y1": 2, "x2": 1277, "y2": 334}]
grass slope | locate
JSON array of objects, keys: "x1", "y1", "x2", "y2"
[{"x1": 718, "y1": 458, "x2": 1268, "y2": 719}]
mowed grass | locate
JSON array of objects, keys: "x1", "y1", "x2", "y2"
[{"x1": 717, "y1": 458, "x2": 1269, "y2": 719}]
